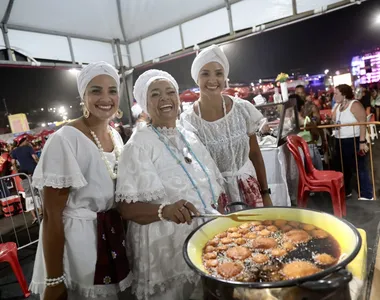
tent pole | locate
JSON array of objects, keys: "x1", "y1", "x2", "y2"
[{"x1": 115, "y1": 39, "x2": 133, "y2": 126}]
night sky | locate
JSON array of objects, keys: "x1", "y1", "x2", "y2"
[{"x1": 1, "y1": 0, "x2": 380, "y2": 125}]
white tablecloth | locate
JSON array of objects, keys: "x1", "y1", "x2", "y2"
[{"x1": 261, "y1": 143, "x2": 299, "y2": 207}]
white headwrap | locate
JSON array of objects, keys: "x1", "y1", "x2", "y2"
[
  {"x1": 133, "y1": 69, "x2": 179, "y2": 114},
  {"x1": 191, "y1": 44, "x2": 230, "y2": 83},
  {"x1": 77, "y1": 61, "x2": 120, "y2": 100}
]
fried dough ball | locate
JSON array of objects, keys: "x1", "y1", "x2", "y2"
[
  {"x1": 205, "y1": 259, "x2": 219, "y2": 268},
  {"x1": 252, "y1": 253, "x2": 269, "y2": 264},
  {"x1": 274, "y1": 220, "x2": 287, "y2": 227},
  {"x1": 302, "y1": 224, "x2": 316, "y2": 231},
  {"x1": 221, "y1": 238, "x2": 233, "y2": 244},
  {"x1": 266, "y1": 225, "x2": 278, "y2": 232},
  {"x1": 262, "y1": 220, "x2": 273, "y2": 226},
  {"x1": 284, "y1": 230, "x2": 311, "y2": 244},
  {"x1": 288, "y1": 221, "x2": 300, "y2": 228},
  {"x1": 239, "y1": 223, "x2": 251, "y2": 230},
  {"x1": 259, "y1": 229, "x2": 271, "y2": 236},
  {"x1": 228, "y1": 227, "x2": 239, "y2": 233},
  {"x1": 283, "y1": 242, "x2": 295, "y2": 251},
  {"x1": 204, "y1": 252, "x2": 217, "y2": 260},
  {"x1": 281, "y1": 261, "x2": 321, "y2": 279},
  {"x1": 207, "y1": 239, "x2": 219, "y2": 247},
  {"x1": 280, "y1": 225, "x2": 293, "y2": 233},
  {"x1": 253, "y1": 237, "x2": 277, "y2": 249},
  {"x1": 250, "y1": 221, "x2": 262, "y2": 226},
  {"x1": 238, "y1": 228, "x2": 249, "y2": 235},
  {"x1": 217, "y1": 245, "x2": 228, "y2": 251},
  {"x1": 226, "y1": 246, "x2": 252, "y2": 260},
  {"x1": 205, "y1": 245, "x2": 216, "y2": 253},
  {"x1": 271, "y1": 248, "x2": 287, "y2": 258},
  {"x1": 254, "y1": 225, "x2": 266, "y2": 231},
  {"x1": 314, "y1": 253, "x2": 337, "y2": 266},
  {"x1": 311, "y1": 229, "x2": 329, "y2": 239},
  {"x1": 235, "y1": 238, "x2": 246, "y2": 245},
  {"x1": 217, "y1": 262, "x2": 243, "y2": 278},
  {"x1": 216, "y1": 232, "x2": 227, "y2": 239},
  {"x1": 244, "y1": 232, "x2": 257, "y2": 239},
  {"x1": 229, "y1": 232, "x2": 243, "y2": 239}
]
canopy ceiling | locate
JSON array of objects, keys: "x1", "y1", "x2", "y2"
[{"x1": 0, "y1": 0, "x2": 366, "y2": 69}]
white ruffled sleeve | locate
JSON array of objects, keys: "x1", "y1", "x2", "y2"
[
  {"x1": 240, "y1": 99, "x2": 264, "y2": 135},
  {"x1": 32, "y1": 132, "x2": 88, "y2": 190},
  {"x1": 116, "y1": 143, "x2": 166, "y2": 203}
]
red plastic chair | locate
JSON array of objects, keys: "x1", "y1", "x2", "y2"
[
  {"x1": 0, "y1": 242, "x2": 30, "y2": 298},
  {"x1": 287, "y1": 135, "x2": 346, "y2": 217}
]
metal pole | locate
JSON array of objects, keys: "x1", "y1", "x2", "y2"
[
  {"x1": 1, "y1": 24, "x2": 14, "y2": 61},
  {"x1": 67, "y1": 36, "x2": 76, "y2": 64},
  {"x1": 138, "y1": 38, "x2": 144, "y2": 63},
  {"x1": 179, "y1": 24, "x2": 185, "y2": 50},
  {"x1": 292, "y1": 0, "x2": 297, "y2": 15},
  {"x1": 0, "y1": 60, "x2": 81, "y2": 68},
  {"x1": 2, "y1": 98, "x2": 9, "y2": 116},
  {"x1": 115, "y1": 39, "x2": 133, "y2": 126},
  {"x1": 225, "y1": 0, "x2": 234, "y2": 35}
]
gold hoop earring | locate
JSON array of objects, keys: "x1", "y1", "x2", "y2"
[
  {"x1": 116, "y1": 108, "x2": 123, "y2": 119},
  {"x1": 83, "y1": 106, "x2": 90, "y2": 118}
]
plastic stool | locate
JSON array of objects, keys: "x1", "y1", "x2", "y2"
[
  {"x1": 369, "y1": 124, "x2": 378, "y2": 141},
  {"x1": 0, "y1": 242, "x2": 30, "y2": 298}
]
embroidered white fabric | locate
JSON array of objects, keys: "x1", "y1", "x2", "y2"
[
  {"x1": 30, "y1": 126, "x2": 131, "y2": 299},
  {"x1": 116, "y1": 124, "x2": 224, "y2": 299},
  {"x1": 180, "y1": 96, "x2": 263, "y2": 201}
]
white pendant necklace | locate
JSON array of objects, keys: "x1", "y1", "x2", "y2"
[{"x1": 89, "y1": 128, "x2": 120, "y2": 180}]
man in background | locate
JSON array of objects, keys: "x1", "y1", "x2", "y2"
[
  {"x1": 295, "y1": 85, "x2": 325, "y2": 170},
  {"x1": 11, "y1": 137, "x2": 41, "y2": 224}
]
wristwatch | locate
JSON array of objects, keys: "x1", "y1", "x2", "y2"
[{"x1": 260, "y1": 188, "x2": 271, "y2": 195}]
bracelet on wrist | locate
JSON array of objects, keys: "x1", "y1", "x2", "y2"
[
  {"x1": 158, "y1": 203, "x2": 170, "y2": 221},
  {"x1": 45, "y1": 274, "x2": 66, "y2": 287},
  {"x1": 359, "y1": 140, "x2": 366, "y2": 144}
]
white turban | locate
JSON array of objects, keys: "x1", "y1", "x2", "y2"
[
  {"x1": 191, "y1": 44, "x2": 230, "y2": 83},
  {"x1": 133, "y1": 69, "x2": 179, "y2": 114},
  {"x1": 77, "y1": 61, "x2": 120, "y2": 100}
]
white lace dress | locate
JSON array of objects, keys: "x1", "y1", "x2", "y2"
[
  {"x1": 180, "y1": 96, "x2": 264, "y2": 207},
  {"x1": 116, "y1": 124, "x2": 224, "y2": 300},
  {"x1": 30, "y1": 126, "x2": 132, "y2": 300}
]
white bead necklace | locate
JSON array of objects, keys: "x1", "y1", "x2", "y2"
[{"x1": 89, "y1": 128, "x2": 120, "y2": 180}]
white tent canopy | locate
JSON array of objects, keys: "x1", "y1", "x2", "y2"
[{"x1": 0, "y1": 0, "x2": 364, "y2": 69}]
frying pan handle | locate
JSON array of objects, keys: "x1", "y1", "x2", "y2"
[
  {"x1": 300, "y1": 269, "x2": 352, "y2": 291},
  {"x1": 225, "y1": 202, "x2": 250, "y2": 213}
]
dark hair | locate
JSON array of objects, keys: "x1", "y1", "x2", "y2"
[
  {"x1": 335, "y1": 84, "x2": 354, "y2": 100},
  {"x1": 289, "y1": 94, "x2": 304, "y2": 112},
  {"x1": 295, "y1": 85, "x2": 305, "y2": 90},
  {"x1": 18, "y1": 137, "x2": 27, "y2": 146}
]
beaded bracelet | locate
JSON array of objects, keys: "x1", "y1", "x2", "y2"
[
  {"x1": 158, "y1": 203, "x2": 169, "y2": 221},
  {"x1": 45, "y1": 274, "x2": 66, "y2": 287}
]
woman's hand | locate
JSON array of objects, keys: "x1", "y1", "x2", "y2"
[
  {"x1": 262, "y1": 194, "x2": 273, "y2": 207},
  {"x1": 359, "y1": 143, "x2": 368, "y2": 155},
  {"x1": 43, "y1": 283, "x2": 67, "y2": 300},
  {"x1": 162, "y1": 200, "x2": 200, "y2": 225}
]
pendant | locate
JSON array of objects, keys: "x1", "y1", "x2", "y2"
[{"x1": 184, "y1": 157, "x2": 192, "y2": 164}]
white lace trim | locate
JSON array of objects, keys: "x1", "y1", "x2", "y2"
[
  {"x1": 29, "y1": 272, "x2": 133, "y2": 298},
  {"x1": 132, "y1": 272, "x2": 199, "y2": 300},
  {"x1": 33, "y1": 173, "x2": 88, "y2": 190},
  {"x1": 115, "y1": 188, "x2": 166, "y2": 203},
  {"x1": 155, "y1": 126, "x2": 177, "y2": 136}
]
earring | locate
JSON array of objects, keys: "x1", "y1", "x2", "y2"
[
  {"x1": 83, "y1": 106, "x2": 90, "y2": 118},
  {"x1": 116, "y1": 108, "x2": 123, "y2": 119}
]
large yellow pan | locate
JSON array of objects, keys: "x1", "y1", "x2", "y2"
[{"x1": 183, "y1": 207, "x2": 362, "y2": 289}]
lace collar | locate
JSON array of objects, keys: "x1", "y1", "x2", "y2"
[{"x1": 155, "y1": 126, "x2": 177, "y2": 136}]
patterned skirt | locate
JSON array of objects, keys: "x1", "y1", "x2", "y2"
[{"x1": 218, "y1": 176, "x2": 264, "y2": 212}]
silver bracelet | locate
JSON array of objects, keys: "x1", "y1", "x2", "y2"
[
  {"x1": 158, "y1": 203, "x2": 169, "y2": 221},
  {"x1": 45, "y1": 274, "x2": 66, "y2": 287}
]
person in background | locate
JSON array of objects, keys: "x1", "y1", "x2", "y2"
[
  {"x1": 332, "y1": 84, "x2": 373, "y2": 200},
  {"x1": 295, "y1": 85, "x2": 324, "y2": 170},
  {"x1": 115, "y1": 124, "x2": 129, "y2": 144},
  {"x1": 181, "y1": 45, "x2": 272, "y2": 209},
  {"x1": 11, "y1": 137, "x2": 41, "y2": 223},
  {"x1": 0, "y1": 144, "x2": 12, "y2": 198},
  {"x1": 371, "y1": 88, "x2": 380, "y2": 121}
]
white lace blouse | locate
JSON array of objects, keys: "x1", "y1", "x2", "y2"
[
  {"x1": 115, "y1": 124, "x2": 224, "y2": 299},
  {"x1": 180, "y1": 97, "x2": 264, "y2": 201}
]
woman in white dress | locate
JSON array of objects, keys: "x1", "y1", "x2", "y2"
[
  {"x1": 30, "y1": 62, "x2": 132, "y2": 300},
  {"x1": 180, "y1": 45, "x2": 272, "y2": 209},
  {"x1": 116, "y1": 69, "x2": 224, "y2": 300}
]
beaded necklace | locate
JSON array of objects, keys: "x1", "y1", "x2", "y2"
[{"x1": 151, "y1": 126, "x2": 217, "y2": 208}]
